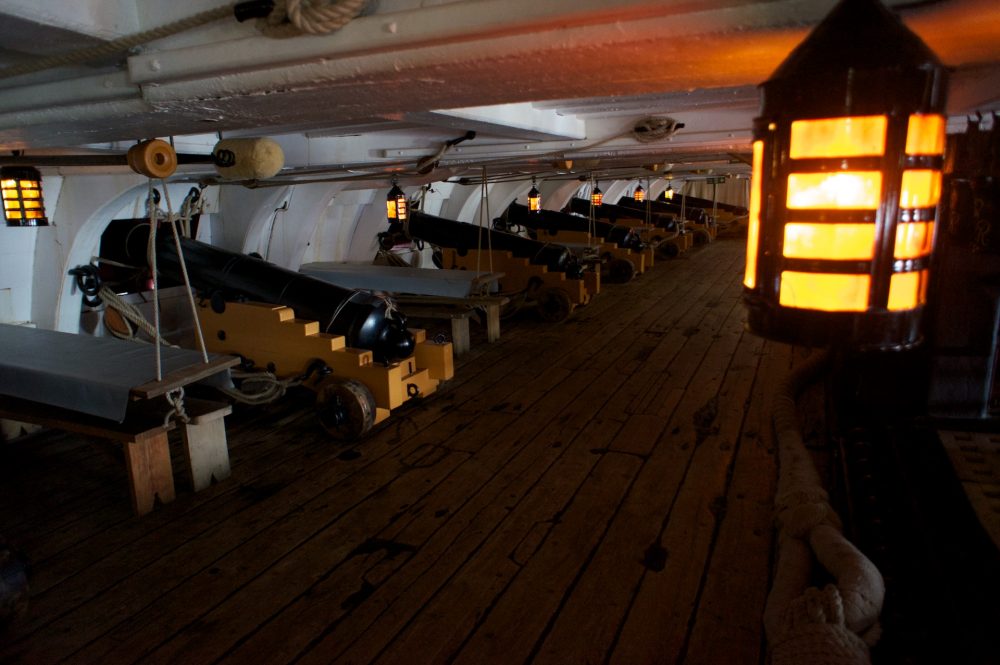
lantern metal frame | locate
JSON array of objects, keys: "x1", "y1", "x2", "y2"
[
  {"x1": 386, "y1": 179, "x2": 408, "y2": 224},
  {"x1": 633, "y1": 184, "x2": 645, "y2": 202},
  {"x1": 742, "y1": 0, "x2": 948, "y2": 350},
  {"x1": 591, "y1": 182, "x2": 603, "y2": 207},
  {"x1": 527, "y1": 177, "x2": 541, "y2": 212},
  {"x1": 1, "y1": 166, "x2": 48, "y2": 227}
]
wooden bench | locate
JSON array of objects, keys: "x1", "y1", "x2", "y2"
[
  {"x1": 0, "y1": 394, "x2": 232, "y2": 517},
  {"x1": 394, "y1": 294, "x2": 510, "y2": 355}
]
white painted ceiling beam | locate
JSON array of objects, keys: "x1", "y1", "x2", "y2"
[{"x1": 405, "y1": 104, "x2": 587, "y2": 141}]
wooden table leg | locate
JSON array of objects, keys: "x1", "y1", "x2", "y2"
[
  {"x1": 450, "y1": 316, "x2": 471, "y2": 355},
  {"x1": 123, "y1": 430, "x2": 175, "y2": 516},
  {"x1": 485, "y1": 304, "x2": 501, "y2": 343},
  {"x1": 181, "y1": 407, "x2": 232, "y2": 491}
]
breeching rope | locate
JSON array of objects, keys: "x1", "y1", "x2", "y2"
[{"x1": 764, "y1": 351, "x2": 885, "y2": 664}]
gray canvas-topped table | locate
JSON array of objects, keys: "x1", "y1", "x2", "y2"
[
  {"x1": 300, "y1": 263, "x2": 508, "y2": 353},
  {"x1": 0, "y1": 324, "x2": 239, "y2": 515},
  {"x1": 299, "y1": 262, "x2": 503, "y2": 298}
]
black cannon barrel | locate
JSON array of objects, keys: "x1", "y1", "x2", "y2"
[
  {"x1": 656, "y1": 193, "x2": 747, "y2": 214},
  {"x1": 500, "y1": 202, "x2": 641, "y2": 249},
  {"x1": 408, "y1": 210, "x2": 582, "y2": 278},
  {"x1": 99, "y1": 219, "x2": 415, "y2": 364},
  {"x1": 614, "y1": 196, "x2": 707, "y2": 223},
  {"x1": 564, "y1": 197, "x2": 680, "y2": 228}
]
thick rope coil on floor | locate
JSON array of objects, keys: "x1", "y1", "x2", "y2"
[
  {"x1": 763, "y1": 350, "x2": 885, "y2": 665},
  {"x1": 219, "y1": 369, "x2": 300, "y2": 405},
  {"x1": 258, "y1": 0, "x2": 369, "y2": 38}
]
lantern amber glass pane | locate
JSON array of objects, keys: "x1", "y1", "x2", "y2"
[
  {"x1": 386, "y1": 200, "x2": 397, "y2": 220},
  {"x1": 887, "y1": 270, "x2": 928, "y2": 310},
  {"x1": 25, "y1": 210, "x2": 43, "y2": 219},
  {"x1": 782, "y1": 223, "x2": 875, "y2": 260},
  {"x1": 1, "y1": 179, "x2": 17, "y2": 188},
  {"x1": 905, "y1": 115, "x2": 945, "y2": 155},
  {"x1": 899, "y1": 169, "x2": 941, "y2": 208},
  {"x1": 779, "y1": 271, "x2": 870, "y2": 312},
  {"x1": 894, "y1": 221, "x2": 934, "y2": 259},
  {"x1": 787, "y1": 171, "x2": 882, "y2": 209},
  {"x1": 789, "y1": 116, "x2": 887, "y2": 158},
  {"x1": 744, "y1": 140, "x2": 764, "y2": 288}
]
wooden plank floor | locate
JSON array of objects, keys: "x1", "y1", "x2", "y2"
[{"x1": 0, "y1": 238, "x2": 794, "y2": 664}]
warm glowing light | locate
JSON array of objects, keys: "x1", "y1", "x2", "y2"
[
  {"x1": 386, "y1": 183, "x2": 407, "y2": 223},
  {"x1": 1, "y1": 167, "x2": 47, "y2": 225},
  {"x1": 894, "y1": 222, "x2": 934, "y2": 259},
  {"x1": 905, "y1": 114, "x2": 945, "y2": 155},
  {"x1": 591, "y1": 186, "x2": 603, "y2": 206},
  {"x1": 887, "y1": 270, "x2": 928, "y2": 310},
  {"x1": 783, "y1": 223, "x2": 876, "y2": 260},
  {"x1": 786, "y1": 171, "x2": 882, "y2": 209},
  {"x1": 527, "y1": 182, "x2": 541, "y2": 212},
  {"x1": 779, "y1": 271, "x2": 870, "y2": 312},
  {"x1": 634, "y1": 185, "x2": 645, "y2": 202},
  {"x1": 664, "y1": 185, "x2": 674, "y2": 201},
  {"x1": 744, "y1": 140, "x2": 764, "y2": 288},
  {"x1": 899, "y1": 169, "x2": 941, "y2": 208},
  {"x1": 789, "y1": 115, "x2": 887, "y2": 159}
]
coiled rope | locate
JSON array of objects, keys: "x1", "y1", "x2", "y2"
[{"x1": 257, "y1": 0, "x2": 368, "y2": 38}]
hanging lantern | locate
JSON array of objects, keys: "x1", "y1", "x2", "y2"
[
  {"x1": 591, "y1": 183, "x2": 603, "y2": 207},
  {"x1": 663, "y1": 184, "x2": 675, "y2": 201},
  {"x1": 743, "y1": 0, "x2": 947, "y2": 350},
  {"x1": 1, "y1": 166, "x2": 48, "y2": 227},
  {"x1": 527, "y1": 178, "x2": 541, "y2": 212},
  {"x1": 386, "y1": 181, "x2": 408, "y2": 223},
  {"x1": 634, "y1": 184, "x2": 646, "y2": 202}
]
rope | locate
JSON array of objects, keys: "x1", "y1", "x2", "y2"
[
  {"x1": 160, "y1": 181, "x2": 211, "y2": 363},
  {"x1": 257, "y1": 0, "x2": 368, "y2": 38},
  {"x1": 164, "y1": 388, "x2": 191, "y2": 427},
  {"x1": 147, "y1": 181, "x2": 163, "y2": 382},
  {"x1": 219, "y1": 369, "x2": 299, "y2": 404},
  {"x1": 0, "y1": 5, "x2": 233, "y2": 80},
  {"x1": 763, "y1": 350, "x2": 884, "y2": 664},
  {"x1": 98, "y1": 285, "x2": 179, "y2": 346},
  {"x1": 631, "y1": 117, "x2": 684, "y2": 144}
]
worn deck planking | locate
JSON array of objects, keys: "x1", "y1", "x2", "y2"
[{"x1": 0, "y1": 239, "x2": 788, "y2": 664}]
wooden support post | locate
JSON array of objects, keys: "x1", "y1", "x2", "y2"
[
  {"x1": 485, "y1": 302, "x2": 501, "y2": 343},
  {"x1": 181, "y1": 405, "x2": 233, "y2": 491},
  {"x1": 451, "y1": 316, "x2": 471, "y2": 355},
  {"x1": 123, "y1": 430, "x2": 175, "y2": 516}
]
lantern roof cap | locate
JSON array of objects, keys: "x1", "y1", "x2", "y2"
[{"x1": 767, "y1": 0, "x2": 942, "y2": 85}]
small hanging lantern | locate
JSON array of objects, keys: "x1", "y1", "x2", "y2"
[
  {"x1": 386, "y1": 178, "x2": 408, "y2": 223},
  {"x1": 663, "y1": 183, "x2": 675, "y2": 201},
  {"x1": 527, "y1": 178, "x2": 541, "y2": 212},
  {"x1": 591, "y1": 183, "x2": 603, "y2": 207},
  {"x1": 1, "y1": 166, "x2": 48, "y2": 227},
  {"x1": 743, "y1": 0, "x2": 947, "y2": 350},
  {"x1": 634, "y1": 184, "x2": 646, "y2": 202}
]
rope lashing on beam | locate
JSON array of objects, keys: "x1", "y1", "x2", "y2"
[
  {"x1": 0, "y1": 0, "x2": 370, "y2": 81},
  {"x1": 254, "y1": 0, "x2": 369, "y2": 38}
]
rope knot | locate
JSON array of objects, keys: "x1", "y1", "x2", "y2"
[{"x1": 164, "y1": 388, "x2": 191, "y2": 427}]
